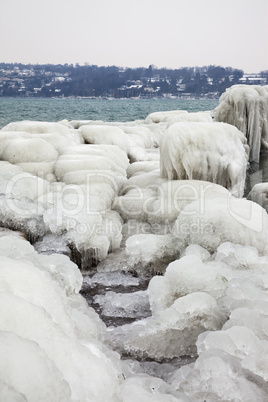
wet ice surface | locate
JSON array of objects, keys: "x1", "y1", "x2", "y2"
[
  {"x1": 81, "y1": 271, "x2": 151, "y2": 327},
  {"x1": 81, "y1": 269, "x2": 197, "y2": 379}
]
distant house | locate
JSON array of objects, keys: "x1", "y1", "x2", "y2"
[{"x1": 239, "y1": 74, "x2": 266, "y2": 85}]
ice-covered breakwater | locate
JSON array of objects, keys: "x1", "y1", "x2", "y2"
[
  {"x1": 0, "y1": 111, "x2": 251, "y2": 267},
  {"x1": 1, "y1": 85, "x2": 268, "y2": 401}
]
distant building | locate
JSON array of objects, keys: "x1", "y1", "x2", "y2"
[{"x1": 239, "y1": 74, "x2": 266, "y2": 85}]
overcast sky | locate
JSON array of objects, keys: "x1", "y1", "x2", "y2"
[{"x1": 0, "y1": 0, "x2": 267, "y2": 73}]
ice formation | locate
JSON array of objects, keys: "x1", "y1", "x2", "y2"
[
  {"x1": 0, "y1": 122, "x2": 130, "y2": 266},
  {"x1": 172, "y1": 195, "x2": 268, "y2": 254},
  {"x1": 0, "y1": 231, "x2": 123, "y2": 401},
  {"x1": 160, "y1": 122, "x2": 249, "y2": 197},
  {"x1": 79, "y1": 124, "x2": 130, "y2": 153},
  {"x1": 125, "y1": 233, "x2": 182, "y2": 273},
  {"x1": 247, "y1": 182, "x2": 268, "y2": 212},
  {"x1": 94, "y1": 290, "x2": 151, "y2": 320},
  {"x1": 114, "y1": 177, "x2": 230, "y2": 227},
  {"x1": 145, "y1": 110, "x2": 212, "y2": 124},
  {"x1": 214, "y1": 84, "x2": 268, "y2": 162},
  {"x1": 106, "y1": 242, "x2": 268, "y2": 399},
  {"x1": 1, "y1": 91, "x2": 268, "y2": 400}
]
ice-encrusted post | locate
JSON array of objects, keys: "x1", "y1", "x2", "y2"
[
  {"x1": 159, "y1": 121, "x2": 248, "y2": 197},
  {"x1": 214, "y1": 84, "x2": 268, "y2": 163}
]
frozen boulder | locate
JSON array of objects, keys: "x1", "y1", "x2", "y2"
[
  {"x1": 0, "y1": 232, "x2": 122, "y2": 402},
  {"x1": 145, "y1": 110, "x2": 188, "y2": 124},
  {"x1": 1, "y1": 119, "x2": 82, "y2": 137},
  {"x1": 125, "y1": 233, "x2": 182, "y2": 274},
  {"x1": 127, "y1": 160, "x2": 160, "y2": 178},
  {"x1": 122, "y1": 125, "x2": 160, "y2": 148},
  {"x1": 247, "y1": 182, "x2": 268, "y2": 212},
  {"x1": 172, "y1": 196, "x2": 268, "y2": 254},
  {"x1": 0, "y1": 331, "x2": 72, "y2": 402},
  {"x1": 109, "y1": 292, "x2": 224, "y2": 360},
  {"x1": 1, "y1": 138, "x2": 58, "y2": 163},
  {"x1": 94, "y1": 290, "x2": 151, "y2": 320},
  {"x1": 79, "y1": 124, "x2": 130, "y2": 154},
  {"x1": 58, "y1": 144, "x2": 129, "y2": 171},
  {"x1": 167, "y1": 111, "x2": 213, "y2": 125},
  {"x1": 148, "y1": 255, "x2": 228, "y2": 316},
  {"x1": 147, "y1": 179, "x2": 230, "y2": 225},
  {"x1": 169, "y1": 349, "x2": 268, "y2": 402}
]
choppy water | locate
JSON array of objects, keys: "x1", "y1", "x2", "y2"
[{"x1": 0, "y1": 97, "x2": 219, "y2": 128}]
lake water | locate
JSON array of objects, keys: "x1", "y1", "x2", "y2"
[{"x1": 0, "y1": 97, "x2": 219, "y2": 128}]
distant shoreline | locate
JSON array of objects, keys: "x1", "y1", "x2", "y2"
[{"x1": 0, "y1": 95, "x2": 220, "y2": 101}]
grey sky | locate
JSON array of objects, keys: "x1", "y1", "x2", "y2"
[{"x1": 1, "y1": 0, "x2": 267, "y2": 73}]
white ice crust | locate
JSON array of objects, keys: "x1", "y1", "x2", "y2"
[{"x1": 1, "y1": 86, "x2": 268, "y2": 400}]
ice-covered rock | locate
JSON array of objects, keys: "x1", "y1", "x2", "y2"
[
  {"x1": 248, "y1": 182, "x2": 268, "y2": 212},
  {"x1": 122, "y1": 125, "x2": 160, "y2": 148},
  {"x1": 0, "y1": 233, "x2": 82, "y2": 295},
  {"x1": 33, "y1": 233, "x2": 71, "y2": 256},
  {"x1": 59, "y1": 144, "x2": 129, "y2": 171},
  {"x1": 127, "y1": 160, "x2": 159, "y2": 178},
  {"x1": 145, "y1": 110, "x2": 188, "y2": 124},
  {"x1": 115, "y1": 178, "x2": 231, "y2": 229},
  {"x1": 172, "y1": 196, "x2": 268, "y2": 254},
  {"x1": 79, "y1": 124, "x2": 130, "y2": 153},
  {"x1": 125, "y1": 233, "x2": 182, "y2": 273},
  {"x1": 54, "y1": 154, "x2": 126, "y2": 181},
  {"x1": 128, "y1": 146, "x2": 160, "y2": 163},
  {"x1": 147, "y1": 179, "x2": 230, "y2": 225},
  {"x1": 2, "y1": 138, "x2": 58, "y2": 163},
  {"x1": 83, "y1": 271, "x2": 141, "y2": 288},
  {"x1": 0, "y1": 331, "x2": 72, "y2": 402},
  {"x1": 94, "y1": 290, "x2": 151, "y2": 320},
  {"x1": 167, "y1": 111, "x2": 213, "y2": 125},
  {"x1": 180, "y1": 243, "x2": 211, "y2": 261},
  {"x1": 109, "y1": 292, "x2": 224, "y2": 360},
  {"x1": 214, "y1": 84, "x2": 268, "y2": 162},
  {"x1": 148, "y1": 255, "x2": 228, "y2": 316},
  {"x1": 0, "y1": 136, "x2": 58, "y2": 180},
  {"x1": 215, "y1": 241, "x2": 260, "y2": 268},
  {"x1": 1, "y1": 119, "x2": 81, "y2": 136},
  {"x1": 120, "y1": 374, "x2": 185, "y2": 402},
  {"x1": 169, "y1": 349, "x2": 268, "y2": 401},
  {"x1": 0, "y1": 232, "x2": 122, "y2": 402},
  {"x1": 145, "y1": 110, "x2": 213, "y2": 125},
  {"x1": 160, "y1": 122, "x2": 248, "y2": 197},
  {"x1": 0, "y1": 120, "x2": 84, "y2": 146}
]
